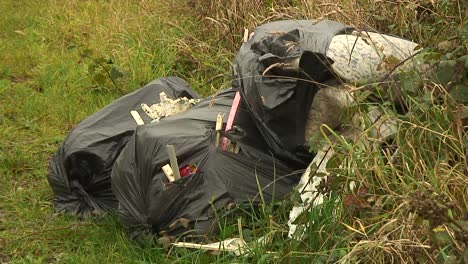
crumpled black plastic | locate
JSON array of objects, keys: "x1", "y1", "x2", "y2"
[
  {"x1": 48, "y1": 77, "x2": 200, "y2": 217},
  {"x1": 232, "y1": 19, "x2": 352, "y2": 168},
  {"x1": 111, "y1": 89, "x2": 301, "y2": 238},
  {"x1": 49, "y1": 20, "x2": 356, "y2": 240}
]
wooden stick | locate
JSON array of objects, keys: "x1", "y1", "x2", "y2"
[
  {"x1": 215, "y1": 112, "x2": 223, "y2": 147},
  {"x1": 130, "y1": 111, "x2": 144, "y2": 125},
  {"x1": 162, "y1": 164, "x2": 175, "y2": 182},
  {"x1": 221, "y1": 92, "x2": 241, "y2": 150},
  {"x1": 243, "y1": 28, "x2": 249, "y2": 43},
  {"x1": 166, "y1": 145, "x2": 181, "y2": 180}
]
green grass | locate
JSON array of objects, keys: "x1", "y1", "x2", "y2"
[
  {"x1": 1, "y1": 0, "x2": 466, "y2": 263},
  {"x1": 0, "y1": 0, "x2": 186, "y2": 262}
]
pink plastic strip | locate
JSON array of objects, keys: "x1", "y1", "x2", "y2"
[{"x1": 221, "y1": 91, "x2": 241, "y2": 150}]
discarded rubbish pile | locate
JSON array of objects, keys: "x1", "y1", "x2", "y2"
[
  {"x1": 230, "y1": 19, "x2": 419, "y2": 240},
  {"x1": 112, "y1": 89, "x2": 301, "y2": 238},
  {"x1": 48, "y1": 19, "x2": 421, "y2": 247}
]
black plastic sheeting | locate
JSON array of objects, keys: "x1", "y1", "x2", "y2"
[
  {"x1": 48, "y1": 19, "x2": 354, "y2": 239},
  {"x1": 48, "y1": 77, "x2": 199, "y2": 217},
  {"x1": 111, "y1": 89, "x2": 301, "y2": 238},
  {"x1": 232, "y1": 20, "x2": 351, "y2": 168}
]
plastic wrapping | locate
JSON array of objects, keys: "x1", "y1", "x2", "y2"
[
  {"x1": 111, "y1": 89, "x2": 301, "y2": 237},
  {"x1": 232, "y1": 20, "x2": 351, "y2": 167},
  {"x1": 48, "y1": 77, "x2": 200, "y2": 216}
]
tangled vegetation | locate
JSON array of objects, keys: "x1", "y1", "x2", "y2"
[{"x1": 0, "y1": 0, "x2": 466, "y2": 263}]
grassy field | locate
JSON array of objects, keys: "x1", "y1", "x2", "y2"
[
  {"x1": 0, "y1": 1, "x2": 195, "y2": 262},
  {"x1": 0, "y1": 0, "x2": 466, "y2": 263}
]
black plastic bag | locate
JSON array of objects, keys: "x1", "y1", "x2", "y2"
[
  {"x1": 111, "y1": 89, "x2": 301, "y2": 238},
  {"x1": 110, "y1": 20, "x2": 356, "y2": 239},
  {"x1": 232, "y1": 20, "x2": 352, "y2": 167},
  {"x1": 48, "y1": 77, "x2": 200, "y2": 217}
]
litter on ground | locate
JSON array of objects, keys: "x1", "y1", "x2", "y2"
[{"x1": 48, "y1": 19, "x2": 422, "y2": 254}]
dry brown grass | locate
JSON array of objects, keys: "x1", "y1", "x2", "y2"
[
  {"x1": 181, "y1": 0, "x2": 465, "y2": 49},
  {"x1": 164, "y1": 0, "x2": 467, "y2": 262},
  {"x1": 168, "y1": 0, "x2": 465, "y2": 91}
]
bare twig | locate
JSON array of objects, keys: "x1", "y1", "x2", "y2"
[{"x1": 378, "y1": 49, "x2": 424, "y2": 82}]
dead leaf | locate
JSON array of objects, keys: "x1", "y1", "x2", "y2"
[
  {"x1": 344, "y1": 194, "x2": 371, "y2": 208},
  {"x1": 357, "y1": 186, "x2": 368, "y2": 196},
  {"x1": 169, "y1": 217, "x2": 191, "y2": 229},
  {"x1": 158, "y1": 236, "x2": 172, "y2": 248},
  {"x1": 14, "y1": 30, "x2": 26, "y2": 36}
]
